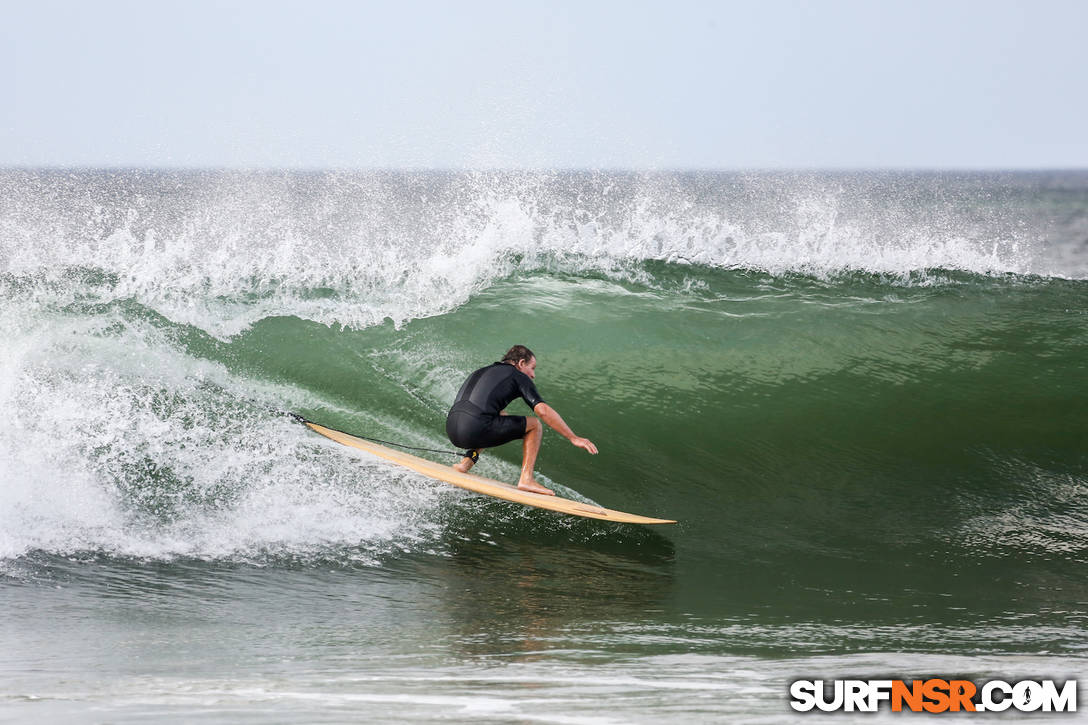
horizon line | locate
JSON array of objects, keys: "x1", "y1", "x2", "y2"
[{"x1": 3, "y1": 164, "x2": 1087, "y2": 174}]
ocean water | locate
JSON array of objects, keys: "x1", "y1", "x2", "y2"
[{"x1": 1, "y1": 170, "x2": 1085, "y2": 722}]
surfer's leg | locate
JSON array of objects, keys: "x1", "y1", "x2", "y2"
[
  {"x1": 517, "y1": 417, "x2": 553, "y2": 495},
  {"x1": 453, "y1": 451, "x2": 479, "y2": 473}
]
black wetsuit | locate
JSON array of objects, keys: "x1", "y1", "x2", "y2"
[{"x1": 446, "y1": 362, "x2": 545, "y2": 450}]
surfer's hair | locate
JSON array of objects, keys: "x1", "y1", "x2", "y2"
[{"x1": 502, "y1": 345, "x2": 535, "y2": 365}]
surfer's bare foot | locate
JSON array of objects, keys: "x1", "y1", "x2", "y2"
[
  {"x1": 453, "y1": 456, "x2": 475, "y2": 473},
  {"x1": 517, "y1": 479, "x2": 554, "y2": 496}
]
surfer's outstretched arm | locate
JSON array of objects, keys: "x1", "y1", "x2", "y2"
[{"x1": 532, "y1": 403, "x2": 598, "y2": 454}]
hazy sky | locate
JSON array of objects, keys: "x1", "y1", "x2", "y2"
[{"x1": 3, "y1": 0, "x2": 1087, "y2": 169}]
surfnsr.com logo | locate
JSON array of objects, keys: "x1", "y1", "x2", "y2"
[{"x1": 789, "y1": 679, "x2": 1077, "y2": 713}]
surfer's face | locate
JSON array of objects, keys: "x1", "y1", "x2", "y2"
[{"x1": 517, "y1": 356, "x2": 537, "y2": 379}]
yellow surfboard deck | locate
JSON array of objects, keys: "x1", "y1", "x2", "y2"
[{"x1": 302, "y1": 421, "x2": 676, "y2": 525}]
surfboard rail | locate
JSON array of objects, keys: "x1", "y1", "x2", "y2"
[{"x1": 301, "y1": 420, "x2": 676, "y2": 525}]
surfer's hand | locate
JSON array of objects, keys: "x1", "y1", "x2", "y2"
[{"x1": 571, "y1": 437, "x2": 598, "y2": 454}]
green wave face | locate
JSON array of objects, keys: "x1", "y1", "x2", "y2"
[
  {"x1": 249, "y1": 268, "x2": 1088, "y2": 579},
  {"x1": 1, "y1": 171, "x2": 1086, "y2": 626}
]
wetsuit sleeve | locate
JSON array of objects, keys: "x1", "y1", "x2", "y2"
[{"x1": 516, "y1": 374, "x2": 545, "y2": 410}]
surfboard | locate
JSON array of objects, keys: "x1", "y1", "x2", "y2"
[{"x1": 301, "y1": 420, "x2": 676, "y2": 525}]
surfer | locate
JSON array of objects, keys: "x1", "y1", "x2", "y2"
[{"x1": 445, "y1": 345, "x2": 598, "y2": 496}]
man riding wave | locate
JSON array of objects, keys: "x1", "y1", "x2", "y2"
[{"x1": 445, "y1": 345, "x2": 598, "y2": 495}]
